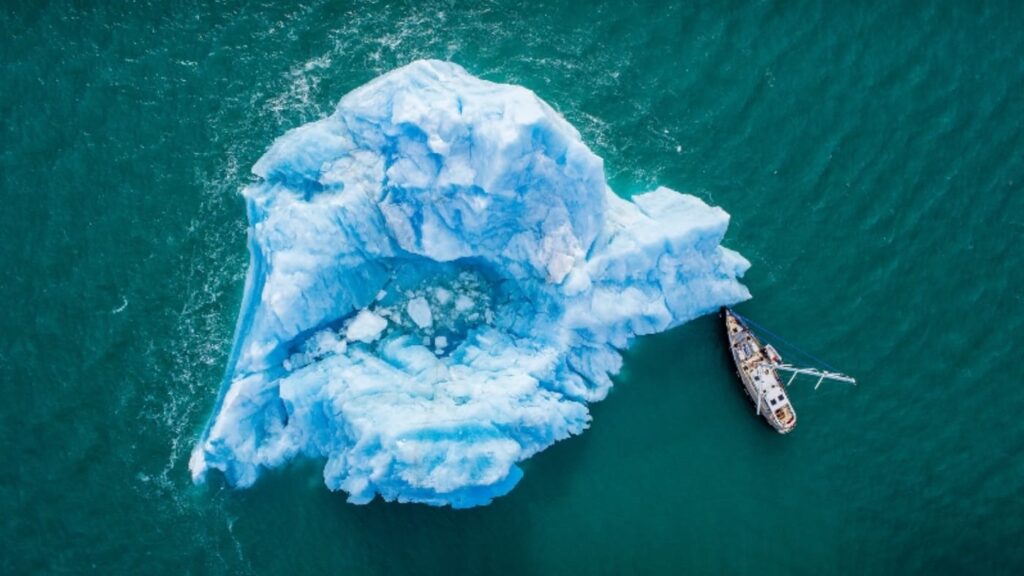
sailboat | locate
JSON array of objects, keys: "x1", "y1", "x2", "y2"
[{"x1": 721, "y1": 307, "x2": 856, "y2": 434}]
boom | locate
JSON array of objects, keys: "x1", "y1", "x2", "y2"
[{"x1": 773, "y1": 363, "x2": 857, "y2": 389}]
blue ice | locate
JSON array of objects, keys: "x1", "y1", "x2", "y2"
[{"x1": 190, "y1": 60, "x2": 750, "y2": 508}]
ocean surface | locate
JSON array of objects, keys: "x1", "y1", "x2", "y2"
[{"x1": 2, "y1": 1, "x2": 1022, "y2": 573}]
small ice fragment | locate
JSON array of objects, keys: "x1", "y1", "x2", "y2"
[
  {"x1": 376, "y1": 290, "x2": 388, "y2": 301},
  {"x1": 434, "y1": 335, "x2": 448, "y2": 349},
  {"x1": 434, "y1": 287, "x2": 452, "y2": 305},
  {"x1": 455, "y1": 294, "x2": 475, "y2": 312},
  {"x1": 407, "y1": 296, "x2": 433, "y2": 329},
  {"x1": 345, "y1": 310, "x2": 388, "y2": 343},
  {"x1": 311, "y1": 330, "x2": 347, "y2": 355}
]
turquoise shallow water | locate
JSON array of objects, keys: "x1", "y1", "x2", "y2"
[{"x1": 2, "y1": 1, "x2": 1023, "y2": 573}]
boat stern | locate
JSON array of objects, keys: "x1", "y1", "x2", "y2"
[{"x1": 774, "y1": 405, "x2": 798, "y2": 434}]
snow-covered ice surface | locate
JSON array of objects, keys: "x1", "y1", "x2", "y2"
[{"x1": 190, "y1": 60, "x2": 750, "y2": 508}]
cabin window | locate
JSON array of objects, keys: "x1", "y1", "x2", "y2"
[
  {"x1": 777, "y1": 395, "x2": 785, "y2": 402},
  {"x1": 770, "y1": 399, "x2": 777, "y2": 406}
]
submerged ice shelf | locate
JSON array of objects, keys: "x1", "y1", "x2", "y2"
[{"x1": 190, "y1": 60, "x2": 750, "y2": 508}]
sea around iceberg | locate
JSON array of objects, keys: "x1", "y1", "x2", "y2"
[{"x1": 190, "y1": 60, "x2": 750, "y2": 507}]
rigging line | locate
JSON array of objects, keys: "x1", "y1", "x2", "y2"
[
  {"x1": 739, "y1": 315, "x2": 836, "y2": 371},
  {"x1": 731, "y1": 310, "x2": 843, "y2": 372}
]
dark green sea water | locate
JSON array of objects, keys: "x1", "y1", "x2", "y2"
[{"x1": 3, "y1": 1, "x2": 1023, "y2": 573}]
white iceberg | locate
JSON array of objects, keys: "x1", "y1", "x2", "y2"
[{"x1": 190, "y1": 60, "x2": 750, "y2": 508}]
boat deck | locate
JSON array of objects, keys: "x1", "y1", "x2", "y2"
[{"x1": 723, "y1": 308, "x2": 797, "y2": 433}]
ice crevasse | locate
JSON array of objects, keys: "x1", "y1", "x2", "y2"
[{"x1": 190, "y1": 60, "x2": 750, "y2": 508}]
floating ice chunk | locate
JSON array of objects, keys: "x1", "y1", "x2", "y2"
[
  {"x1": 312, "y1": 329, "x2": 347, "y2": 356},
  {"x1": 406, "y1": 297, "x2": 433, "y2": 329},
  {"x1": 455, "y1": 294, "x2": 475, "y2": 312},
  {"x1": 434, "y1": 287, "x2": 452, "y2": 305},
  {"x1": 346, "y1": 310, "x2": 388, "y2": 343},
  {"x1": 190, "y1": 60, "x2": 750, "y2": 508}
]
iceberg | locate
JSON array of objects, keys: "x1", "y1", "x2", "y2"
[{"x1": 190, "y1": 60, "x2": 750, "y2": 508}]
